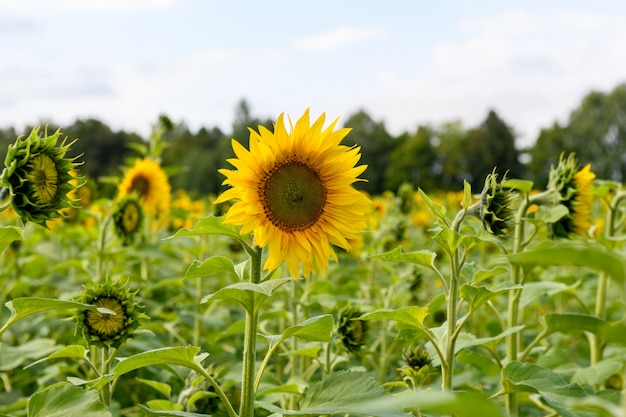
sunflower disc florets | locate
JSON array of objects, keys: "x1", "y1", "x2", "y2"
[
  {"x1": 337, "y1": 306, "x2": 368, "y2": 354},
  {"x1": 0, "y1": 126, "x2": 81, "y2": 227},
  {"x1": 74, "y1": 278, "x2": 146, "y2": 349},
  {"x1": 547, "y1": 153, "x2": 596, "y2": 238},
  {"x1": 113, "y1": 195, "x2": 144, "y2": 246}
]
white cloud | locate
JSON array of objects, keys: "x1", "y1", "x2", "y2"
[{"x1": 294, "y1": 26, "x2": 385, "y2": 52}]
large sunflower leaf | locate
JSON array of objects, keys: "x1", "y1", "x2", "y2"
[
  {"x1": 502, "y1": 361, "x2": 589, "y2": 417},
  {"x1": 1, "y1": 298, "x2": 107, "y2": 337},
  {"x1": 24, "y1": 345, "x2": 89, "y2": 369},
  {"x1": 508, "y1": 241, "x2": 625, "y2": 283},
  {"x1": 418, "y1": 188, "x2": 447, "y2": 223},
  {"x1": 359, "y1": 306, "x2": 429, "y2": 331},
  {"x1": 113, "y1": 346, "x2": 208, "y2": 381},
  {"x1": 183, "y1": 256, "x2": 237, "y2": 280},
  {"x1": 280, "y1": 314, "x2": 334, "y2": 343},
  {"x1": 258, "y1": 370, "x2": 411, "y2": 417},
  {"x1": 258, "y1": 371, "x2": 505, "y2": 417},
  {"x1": 165, "y1": 216, "x2": 242, "y2": 241},
  {"x1": 370, "y1": 246, "x2": 437, "y2": 272},
  {"x1": 201, "y1": 278, "x2": 292, "y2": 314},
  {"x1": 27, "y1": 383, "x2": 111, "y2": 417},
  {"x1": 544, "y1": 313, "x2": 606, "y2": 336}
]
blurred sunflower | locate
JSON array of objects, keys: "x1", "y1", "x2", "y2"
[
  {"x1": 113, "y1": 196, "x2": 144, "y2": 245},
  {"x1": 118, "y1": 157, "x2": 171, "y2": 220},
  {"x1": 215, "y1": 109, "x2": 371, "y2": 279},
  {"x1": 547, "y1": 153, "x2": 596, "y2": 238},
  {"x1": 0, "y1": 126, "x2": 80, "y2": 227}
]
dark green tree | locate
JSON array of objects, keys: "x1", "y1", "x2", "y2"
[
  {"x1": 464, "y1": 110, "x2": 523, "y2": 184},
  {"x1": 526, "y1": 122, "x2": 570, "y2": 188},
  {"x1": 432, "y1": 121, "x2": 470, "y2": 190},
  {"x1": 342, "y1": 109, "x2": 395, "y2": 194},
  {"x1": 384, "y1": 125, "x2": 437, "y2": 192}
]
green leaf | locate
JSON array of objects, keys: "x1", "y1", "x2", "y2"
[
  {"x1": 454, "y1": 326, "x2": 524, "y2": 354},
  {"x1": 533, "y1": 204, "x2": 569, "y2": 223},
  {"x1": 25, "y1": 345, "x2": 89, "y2": 369},
  {"x1": 508, "y1": 241, "x2": 625, "y2": 283},
  {"x1": 571, "y1": 357, "x2": 625, "y2": 386},
  {"x1": 503, "y1": 178, "x2": 533, "y2": 193},
  {"x1": 461, "y1": 180, "x2": 473, "y2": 210},
  {"x1": 139, "y1": 404, "x2": 206, "y2": 417},
  {"x1": 0, "y1": 339, "x2": 59, "y2": 371},
  {"x1": 359, "y1": 306, "x2": 429, "y2": 331},
  {"x1": 418, "y1": 188, "x2": 447, "y2": 222},
  {"x1": 544, "y1": 313, "x2": 606, "y2": 335},
  {"x1": 136, "y1": 378, "x2": 172, "y2": 399},
  {"x1": 184, "y1": 256, "x2": 237, "y2": 280},
  {"x1": 460, "y1": 282, "x2": 522, "y2": 313},
  {"x1": 258, "y1": 370, "x2": 411, "y2": 417},
  {"x1": 432, "y1": 227, "x2": 464, "y2": 255},
  {"x1": 113, "y1": 346, "x2": 208, "y2": 381},
  {"x1": 502, "y1": 361, "x2": 589, "y2": 417},
  {"x1": 370, "y1": 246, "x2": 437, "y2": 271},
  {"x1": 165, "y1": 216, "x2": 242, "y2": 240},
  {"x1": 281, "y1": 314, "x2": 333, "y2": 343},
  {"x1": 519, "y1": 281, "x2": 581, "y2": 309},
  {"x1": 0, "y1": 226, "x2": 22, "y2": 254},
  {"x1": 201, "y1": 278, "x2": 292, "y2": 314},
  {"x1": 27, "y1": 383, "x2": 111, "y2": 417},
  {"x1": 1, "y1": 297, "x2": 106, "y2": 335}
]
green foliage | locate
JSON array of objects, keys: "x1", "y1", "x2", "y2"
[{"x1": 27, "y1": 383, "x2": 111, "y2": 417}]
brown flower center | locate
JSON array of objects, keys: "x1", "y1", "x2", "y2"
[
  {"x1": 260, "y1": 160, "x2": 326, "y2": 231},
  {"x1": 131, "y1": 175, "x2": 149, "y2": 197},
  {"x1": 122, "y1": 202, "x2": 141, "y2": 233},
  {"x1": 85, "y1": 297, "x2": 126, "y2": 338}
]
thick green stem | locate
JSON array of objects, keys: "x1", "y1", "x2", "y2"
[
  {"x1": 505, "y1": 195, "x2": 530, "y2": 416},
  {"x1": 239, "y1": 245, "x2": 262, "y2": 417}
]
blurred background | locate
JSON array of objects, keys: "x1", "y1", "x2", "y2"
[{"x1": 1, "y1": 0, "x2": 625, "y2": 196}]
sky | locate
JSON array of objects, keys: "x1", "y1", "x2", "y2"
[{"x1": 1, "y1": 0, "x2": 626, "y2": 147}]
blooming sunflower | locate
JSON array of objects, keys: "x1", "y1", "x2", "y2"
[
  {"x1": 0, "y1": 126, "x2": 80, "y2": 227},
  {"x1": 547, "y1": 153, "x2": 596, "y2": 238},
  {"x1": 215, "y1": 109, "x2": 371, "y2": 278},
  {"x1": 118, "y1": 157, "x2": 171, "y2": 221}
]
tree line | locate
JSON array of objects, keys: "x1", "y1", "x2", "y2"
[{"x1": 1, "y1": 83, "x2": 625, "y2": 197}]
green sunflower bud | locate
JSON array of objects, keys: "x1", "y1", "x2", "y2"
[
  {"x1": 0, "y1": 126, "x2": 81, "y2": 227},
  {"x1": 113, "y1": 195, "x2": 144, "y2": 246},
  {"x1": 477, "y1": 169, "x2": 516, "y2": 236},
  {"x1": 337, "y1": 306, "x2": 368, "y2": 353},
  {"x1": 403, "y1": 344, "x2": 431, "y2": 371},
  {"x1": 74, "y1": 278, "x2": 147, "y2": 349}
]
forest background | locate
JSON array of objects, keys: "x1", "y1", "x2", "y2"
[{"x1": 1, "y1": 82, "x2": 625, "y2": 198}]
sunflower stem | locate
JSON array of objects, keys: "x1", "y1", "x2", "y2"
[
  {"x1": 239, "y1": 244, "x2": 262, "y2": 417},
  {"x1": 505, "y1": 193, "x2": 531, "y2": 416}
]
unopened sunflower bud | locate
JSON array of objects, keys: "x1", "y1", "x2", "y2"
[
  {"x1": 74, "y1": 278, "x2": 147, "y2": 349},
  {"x1": 473, "y1": 170, "x2": 515, "y2": 236},
  {"x1": 0, "y1": 126, "x2": 81, "y2": 227},
  {"x1": 337, "y1": 306, "x2": 368, "y2": 353},
  {"x1": 113, "y1": 195, "x2": 144, "y2": 246}
]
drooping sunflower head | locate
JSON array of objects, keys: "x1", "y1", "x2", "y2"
[
  {"x1": 0, "y1": 126, "x2": 81, "y2": 227},
  {"x1": 113, "y1": 195, "x2": 144, "y2": 246},
  {"x1": 74, "y1": 278, "x2": 146, "y2": 349},
  {"x1": 118, "y1": 157, "x2": 171, "y2": 221},
  {"x1": 403, "y1": 344, "x2": 431, "y2": 371},
  {"x1": 336, "y1": 305, "x2": 368, "y2": 354},
  {"x1": 477, "y1": 169, "x2": 516, "y2": 236},
  {"x1": 215, "y1": 109, "x2": 371, "y2": 279},
  {"x1": 547, "y1": 153, "x2": 596, "y2": 238}
]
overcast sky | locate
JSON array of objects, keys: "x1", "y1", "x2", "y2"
[{"x1": 1, "y1": 0, "x2": 625, "y2": 147}]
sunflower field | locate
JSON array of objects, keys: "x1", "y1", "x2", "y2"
[{"x1": 1, "y1": 111, "x2": 625, "y2": 417}]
